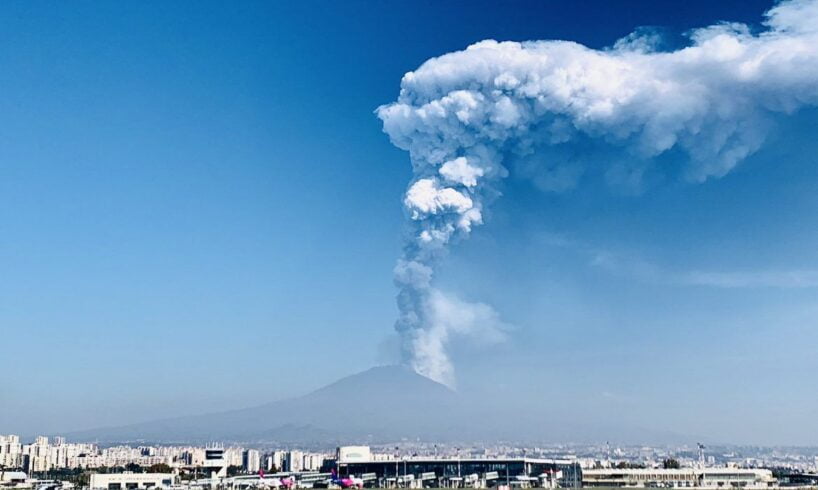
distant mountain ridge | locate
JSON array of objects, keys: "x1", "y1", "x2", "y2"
[
  {"x1": 64, "y1": 365, "x2": 461, "y2": 444},
  {"x1": 63, "y1": 365, "x2": 698, "y2": 445}
]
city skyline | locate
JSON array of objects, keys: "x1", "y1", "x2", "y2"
[
  {"x1": 3, "y1": 0, "x2": 818, "y2": 445},
  {"x1": 4, "y1": 433, "x2": 818, "y2": 489}
]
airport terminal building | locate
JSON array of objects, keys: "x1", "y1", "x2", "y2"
[
  {"x1": 336, "y1": 447, "x2": 581, "y2": 488},
  {"x1": 89, "y1": 473, "x2": 175, "y2": 490},
  {"x1": 582, "y1": 468, "x2": 777, "y2": 488}
]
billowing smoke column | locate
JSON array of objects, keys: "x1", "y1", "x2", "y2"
[{"x1": 377, "y1": 0, "x2": 818, "y2": 387}]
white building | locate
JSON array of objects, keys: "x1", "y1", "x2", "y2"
[
  {"x1": 242, "y1": 450, "x2": 260, "y2": 473},
  {"x1": 224, "y1": 448, "x2": 244, "y2": 469},
  {"x1": 0, "y1": 435, "x2": 22, "y2": 468},
  {"x1": 337, "y1": 446, "x2": 372, "y2": 464},
  {"x1": 89, "y1": 473, "x2": 175, "y2": 490},
  {"x1": 0, "y1": 471, "x2": 28, "y2": 486},
  {"x1": 203, "y1": 446, "x2": 227, "y2": 478},
  {"x1": 302, "y1": 453, "x2": 325, "y2": 471},
  {"x1": 285, "y1": 451, "x2": 303, "y2": 472},
  {"x1": 23, "y1": 437, "x2": 51, "y2": 472},
  {"x1": 583, "y1": 467, "x2": 777, "y2": 488},
  {"x1": 268, "y1": 451, "x2": 286, "y2": 472}
]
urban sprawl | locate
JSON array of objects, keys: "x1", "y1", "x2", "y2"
[{"x1": 2, "y1": 435, "x2": 818, "y2": 490}]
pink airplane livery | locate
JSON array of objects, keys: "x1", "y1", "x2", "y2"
[
  {"x1": 259, "y1": 469, "x2": 294, "y2": 489},
  {"x1": 330, "y1": 469, "x2": 364, "y2": 489}
]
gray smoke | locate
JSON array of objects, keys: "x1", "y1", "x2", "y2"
[{"x1": 377, "y1": 0, "x2": 818, "y2": 386}]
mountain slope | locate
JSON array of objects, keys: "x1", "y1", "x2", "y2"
[
  {"x1": 63, "y1": 365, "x2": 698, "y2": 445},
  {"x1": 65, "y1": 365, "x2": 461, "y2": 443}
]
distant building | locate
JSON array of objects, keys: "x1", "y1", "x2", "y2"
[
  {"x1": 582, "y1": 467, "x2": 776, "y2": 488},
  {"x1": 203, "y1": 446, "x2": 228, "y2": 478},
  {"x1": 336, "y1": 447, "x2": 580, "y2": 488},
  {"x1": 0, "y1": 435, "x2": 22, "y2": 468},
  {"x1": 285, "y1": 451, "x2": 304, "y2": 473},
  {"x1": 337, "y1": 446, "x2": 372, "y2": 464},
  {"x1": 0, "y1": 471, "x2": 27, "y2": 485},
  {"x1": 302, "y1": 453, "x2": 326, "y2": 471},
  {"x1": 243, "y1": 449, "x2": 261, "y2": 473},
  {"x1": 24, "y1": 436, "x2": 51, "y2": 472},
  {"x1": 269, "y1": 451, "x2": 286, "y2": 471},
  {"x1": 89, "y1": 473, "x2": 174, "y2": 490}
]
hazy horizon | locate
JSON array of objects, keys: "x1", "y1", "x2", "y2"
[{"x1": 3, "y1": 0, "x2": 818, "y2": 447}]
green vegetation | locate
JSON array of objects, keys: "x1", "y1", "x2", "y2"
[{"x1": 148, "y1": 463, "x2": 173, "y2": 473}]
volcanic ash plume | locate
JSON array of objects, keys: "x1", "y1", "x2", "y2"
[{"x1": 377, "y1": 0, "x2": 818, "y2": 386}]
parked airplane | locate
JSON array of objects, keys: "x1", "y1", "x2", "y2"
[
  {"x1": 259, "y1": 469, "x2": 294, "y2": 489},
  {"x1": 330, "y1": 469, "x2": 363, "y2": 489}
]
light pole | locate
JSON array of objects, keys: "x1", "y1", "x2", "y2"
[{"x1": 394, "y1": 448, "x2": 399, "y2": 489}]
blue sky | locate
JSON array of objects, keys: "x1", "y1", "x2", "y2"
[{"x1": 2, "y1": 0, "x2": 816, "y2": 444}]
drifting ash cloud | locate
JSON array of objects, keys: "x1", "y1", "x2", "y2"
[
  {"x1": 588, "y1": 247, "x2": 818, "y2": 289},
  {"x1": 542, "y1": 232, "x2": 818, "y2": 289},
  {"x1": 377, "y1": 0, "x2": 818, "y2": 386}
]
